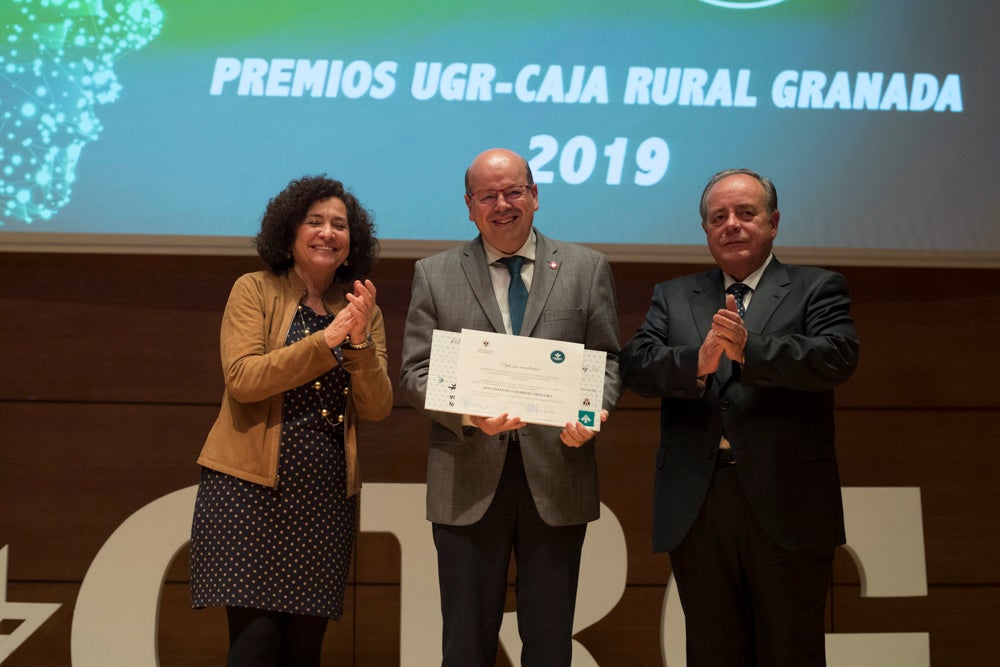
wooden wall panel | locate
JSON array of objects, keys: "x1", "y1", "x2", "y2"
[
  {"x1": 604, "y1": 262, "x2": 1000, "y2": 410},
  {"x1": 352, "y1": 584, "x2": 402, "y2": 666},
  {"x1": 158, "y1": 582, "x2": 358, "y2": 666},
  {"x1": 157, "y1": 585, "x2": 230, "y2": 666},
  {"x1": 833, "y1": 410, "x2": 1000, "y2": 585},
  {"x1": 0, "y1": 254, "x2": 246, "y2": 404},
  {"x1": 1, "y1": 403, "x2": 211, "y2": 580},
  {"x1": 3, "y1": 254, "x2": 1000, "y2": 410},
  {"x1": 2, "y1": 251, "x2": 998, "y2": 666},
  {"x1": 7, "y1": 401, "x2": 997, "y2": 586},
  {"x1": 0, "y1": 252, "x2": 414, "y2": 405},
  {"x1": 831, "y1": 584, "x2": 1000, "y2": 666}
]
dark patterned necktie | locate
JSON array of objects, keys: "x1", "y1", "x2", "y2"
[
  {"x1": 499, "y1": 256, "x2": 528, "y2": 335},
  {"x1": 726, "y1": 282, "x2": 751, "y2": 318}
]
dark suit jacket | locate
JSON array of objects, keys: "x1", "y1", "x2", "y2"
[
  {"x1": 400, "y1": 230, "x2": 621, "y2": 527},
  {"x1": 621, "y1": 258, "x2": 859, "y2": 552}
]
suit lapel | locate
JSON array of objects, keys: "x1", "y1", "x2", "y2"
[
  {"x1": 520, "y1": 230, "x2": 557, "y2": 337},
  {"x1": 689, "y1": 268, "x2": 724, "y2": 343},
  {"x1": 744, "y1": 258, "x2": 790, "y2": 334},
  {"x1": 460, "y1": 238, "x2": 506, "y2": 334}
]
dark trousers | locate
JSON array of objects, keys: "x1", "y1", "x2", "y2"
[
  {"x1": 433, "y1": 441, "x2": 587, "y2": 667},
  {"x1": 669, "y1": 464, "x2": 834, "y2": 667}
]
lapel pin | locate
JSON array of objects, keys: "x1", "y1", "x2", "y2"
[{"x1": 548, "y1": 260, "x2": 559, "y2": 270}]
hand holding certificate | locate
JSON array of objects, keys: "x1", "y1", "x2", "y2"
[{"x1": 425, "y1": 329, "x2": 607, "y2": 431}]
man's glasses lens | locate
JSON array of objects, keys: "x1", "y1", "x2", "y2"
[{"x1": 471, "y1": 185, "x2": 530, "y2": 205}]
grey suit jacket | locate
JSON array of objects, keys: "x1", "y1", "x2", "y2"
[
  {"x1": 621, "y1": 258, "x2": 860, "y2": 552},
  {"x1": 400, "y1": 230, "x2": 621, "y2": 527}
]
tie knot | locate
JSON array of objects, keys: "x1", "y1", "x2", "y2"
[
  {"x1": 499, "y1": 255, "x2": 525, "y2": 275},
  {"x1": 726, "y1": 282, "x2": 751, "y2": 299}
]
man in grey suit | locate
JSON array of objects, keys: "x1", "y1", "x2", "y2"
[
  {"x1": 400, "y1": 147, "x2": 621, "y2": 666},
  {"x1": 621, "y1": 169, "x2": 859, "y2": 666}
]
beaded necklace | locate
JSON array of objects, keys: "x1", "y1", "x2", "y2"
[{"x1": 296, "y1": 304, "x2": 345, "y2": 430}]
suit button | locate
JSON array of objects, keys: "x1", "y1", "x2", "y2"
[{"x1": 720, "y1": 400, "x2": 730, "y2": 411}]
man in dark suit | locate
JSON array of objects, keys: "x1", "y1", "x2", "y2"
[
  {"x1": 400, "y1": 147, "x2": 621, "y2": 666},
  {"x1": 621, "y1": 169, "x2": 859, "y2": 666}
]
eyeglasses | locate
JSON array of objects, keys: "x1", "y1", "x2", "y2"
[{"x1": 467, "y1": 184, "x2": 533, "y2": 206}]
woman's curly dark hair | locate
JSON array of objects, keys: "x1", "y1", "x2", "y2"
[{"x1": 255, "y1": 175, "x2": 379, "y2": 283}]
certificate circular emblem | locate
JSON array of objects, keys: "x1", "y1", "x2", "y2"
[{"x1": 550, "y1": 350, "x2": 566, "y2": 363}]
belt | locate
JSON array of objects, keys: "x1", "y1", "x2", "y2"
[
  {"x1": 508, "y1": 430, "x2": 520, "y2": 445},
  {"x1": 714, "y1": 447, "x2": 736, "y2": 468}
]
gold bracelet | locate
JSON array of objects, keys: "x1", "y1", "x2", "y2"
[{"x1": 344, "y1": 332, "x2": 374, "y2": 350}]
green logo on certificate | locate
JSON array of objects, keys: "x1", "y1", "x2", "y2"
[
  {"x1": 578, "y1": 411, "x2": 595, "y2": 426},
  {"x1": 550, "y1": 350, "x2": 566, "y2": 363}
]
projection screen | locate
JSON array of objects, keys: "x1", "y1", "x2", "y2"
[{"x1": 1, "y1": 0, "x2": 997, "y2": 266}]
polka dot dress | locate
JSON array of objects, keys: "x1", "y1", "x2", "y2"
[{"x1": 190, "y1": 306, "x2": 356, "y2": 620}]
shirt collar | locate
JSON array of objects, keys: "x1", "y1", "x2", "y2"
[
  {"x1": 723, "y1": 253, "x2": 773, "y2": 292},
  {"x1": 483, "y1": 229, "x2": 537, "y2": 265}
]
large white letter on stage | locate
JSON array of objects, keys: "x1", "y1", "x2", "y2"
[
  {"x1": 8, "y1": 484, "x2": 925, "y2": 665},
  {"x1": 660, "y1": 487, "x2": 929, "y2": 667},
  {"x1": 0, "y1": 546, "x2": 61, "y2": 662},
  {"x1": 62, "y1": 483, "x2": 626, "y2": 667},
  {"x1": 357, "y1": 483, "x2": 440, "y2": 666},
  {"x1": 359, "y1": 483, "x2": 628, "y2": 667},
  {"x1": 825, "y1": 487, "x2": 929, "y2": 666},
  {"x1": 71, "y1": 486, "x2": 199, "y2": 667}
]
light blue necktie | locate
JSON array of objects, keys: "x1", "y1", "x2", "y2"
[
  {"x1": 727, "y1": 282, "x2": 751, "y2": 318},
  {"x1": 499, "y1": 256, "x2": 528, "y2": 335}
]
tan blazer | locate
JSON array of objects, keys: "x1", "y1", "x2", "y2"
[{"x1": 197, "y1": 269, "x2": 392, "y2": 495}]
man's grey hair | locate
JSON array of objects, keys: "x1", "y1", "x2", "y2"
[{"x1": 699, "y1": 168, "x2": 778, "y2": 222}]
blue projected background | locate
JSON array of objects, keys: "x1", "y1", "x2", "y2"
[{"x1": 1, "y1": 0, "x2": 998, "y2": 264}]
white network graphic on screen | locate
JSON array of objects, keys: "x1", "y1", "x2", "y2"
[{"x1": 0, "y1": 0, "x2": 163, "y2": 225}]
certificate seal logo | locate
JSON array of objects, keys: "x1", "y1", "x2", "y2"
[
  {"x1": 550, "y1": 350, "x2": 566, "y2": 363},
  {"x1": 578, "y1": 411, "x2": 595, "y2": 426}
]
